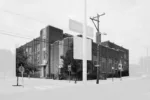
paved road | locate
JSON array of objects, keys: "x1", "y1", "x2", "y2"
[{"x1": 0, "y1": 75, "x2": 150, "y2": 100}]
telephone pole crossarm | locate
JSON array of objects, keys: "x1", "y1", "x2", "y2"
[{"x1": 90, "y1": 17, "x2": 99, "y2": 31}]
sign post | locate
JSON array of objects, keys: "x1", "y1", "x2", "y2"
[
  {"x1": 19, "y1": 65, "x2": 25, "y2": 87},
  {"x1": 112, "y1": 67, "x2": 114, "y2": 81},
  {"x1": 118, "y1": 62, "x2": 122, "y2": 81},
  {"x1": 58, "y1": 65, "x2": 62, "y2": 80},
  {"x1": 68, "y1": 65, "x2": 71, "y2": 82}
]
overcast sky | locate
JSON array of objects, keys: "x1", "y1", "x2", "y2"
[{"x1": 0, "y1": 0, "x2": 149, "y2": 64}]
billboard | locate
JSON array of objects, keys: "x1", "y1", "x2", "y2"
[{"x1": 73, "y1": 36, "x2": 92, "y2": 60}]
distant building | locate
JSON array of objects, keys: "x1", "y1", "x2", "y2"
[{"x1": 17, "y1": 25, "x2": 129, "y2": 79}]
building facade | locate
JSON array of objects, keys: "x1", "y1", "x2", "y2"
[
  {"x1": 50, "y1": 37, "x2": 129, "y2": 79},
  {"x1": 18, "y1": 25, "x2": 64, "y2": 78},
  {"x1": 17, "y1": 25, "x2": 129, "y2": 79}
]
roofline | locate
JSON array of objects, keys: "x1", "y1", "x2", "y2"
[{"x1": 101, "y1": 40, "x2": 129, "y2": 51}]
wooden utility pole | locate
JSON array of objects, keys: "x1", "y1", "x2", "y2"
[{"x1": 90, "y1": 13, "x2": 105, "y2": 84}]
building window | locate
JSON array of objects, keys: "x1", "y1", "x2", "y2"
[
  {"x1": 29, "y1": 47, "x2": 32, "y2": 55},
  {"x1": 37, "y1": 54, "x2": 40, "y2": 64},
  {"x1": 124, "y1": 61, "x2": 127, "y2": 65},
  {"x1": 42, "y1": 39, "x2": 46, "y2": 50},
  {"x1": 42, "y1": 29, "x2": 46, "y2": 39},
  {"x1": 34, "y1": 46, "x2": 37, "y2": 53},
  {"x1": 93, "y1": 61, "x2": 97, "y2": 65},
  {"x1": 37, "y1": 60, "x2": 40, "y2": 64},
  {"x1": 44, "y1": 42, "x2": 46, "y2": 48},
  {"x1": 102, "y1": 57, "x2": 106, "y2": 63},
  {"x1": 37, "y1": 44, "x2": 40, "y2": 52},
  {"x1": 28, "y1": 56, "x2": 32, "y2": 63},
  {"x1": 124, "y1": 54, "x2": 127, "y2": 59},
  {"x1": 109, "y1": 59, "x2": 112, "y2": 64},
  {"x1": 37, "y1": 54, "x2": 40, "y2": 59},
  {"x1": 26, "y1": 48, "x2": 28, "y2": 53},
  {"x1": 43, "y1": 51, "x2": 47, "y2": 59}
]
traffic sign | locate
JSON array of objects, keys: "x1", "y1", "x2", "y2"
[
  {"x1": 68, "y1": 65, "x2": 71, "y2": 71},
  {"x1": 18, "y1": 65, "x2": 24, "y2": 87},
  {"x1": 19, "y1": 66, "x2": 25, "y2": 73}
]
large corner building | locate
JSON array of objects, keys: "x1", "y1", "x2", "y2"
[{"x1": 18, "y1": 25, "x2": 129, "y2": 79}]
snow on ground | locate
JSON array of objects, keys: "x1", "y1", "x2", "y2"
[{"x1": 0, "y1": 74, "x2": 150, "y2": 100}]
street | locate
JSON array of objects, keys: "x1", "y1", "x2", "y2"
[{"x1": 0, "y1": 75, "x2": 150, "y2": 100}]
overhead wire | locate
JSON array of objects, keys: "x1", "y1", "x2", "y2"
[
  {"x1": 0, "y1": 8, "x2": 46, "y2": 25},
  {"x1": 0, "y1": 29, "x2": 73, "y2": 47},
  {"x1": 0, "y1": 8, "x2": 72, "y2": 47}
]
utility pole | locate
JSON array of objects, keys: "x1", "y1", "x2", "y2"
[{"x1": 90, "y1": 13, "x2": 105, "y2": 84}]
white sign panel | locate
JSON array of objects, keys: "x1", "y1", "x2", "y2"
[
  {"x1": 87, "y1": 26, "x2": 94, "y2": 38},
  {"x1": 73, "y1": 37, "x2": 92, "y2": 60},
  {"x1": 69, "y1": 19, "x2": 94, "y2": 38},
  {"x1": 69, "y1": 19, "x2": 83, "y2": 33}
]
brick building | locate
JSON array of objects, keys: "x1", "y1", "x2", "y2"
[
  {"x1": 50, "y1": 37, "x2": 129, "y2": 79},
  {"x1": 17, "y1": 25, "x2": 129, "y2": 79},
  {"x1": 18, "y1": 25, "x2": 64, "y2": 78}
]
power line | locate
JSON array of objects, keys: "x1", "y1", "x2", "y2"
[
  {"x1": 0, "y1": 8, "x2": 47, "y2": 35},
  {"x1": 0, "y1": 9, "x2": 71, "y2": 47},
  {"x1": 0, "y1": 8, "x2": 46, "y2": 25},
  {"x1": 0, "y1": 30, "x2": 32, "y2": 40},
  {"x1": 0, "y1": 29, "x2": 73, "y2": 47}
]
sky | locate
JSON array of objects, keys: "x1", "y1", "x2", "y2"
[{"x1": 0, "y1": 0, "x2": 149, "y2": 64}]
